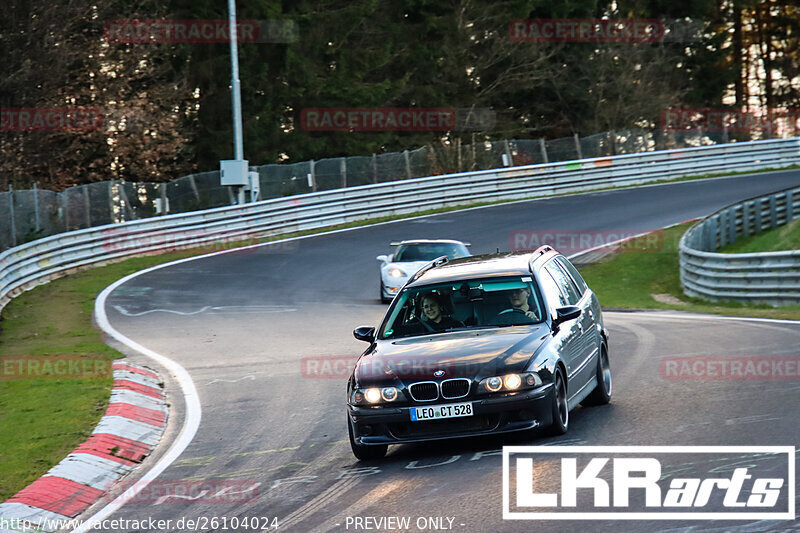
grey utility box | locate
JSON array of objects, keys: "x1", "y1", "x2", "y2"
[{"x1": 220, "y1": 159, "x2": 249, "y2": 186}]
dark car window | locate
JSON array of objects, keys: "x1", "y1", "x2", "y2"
[
  {"x1": 544, "y1": 261, "x2": 581, "y2": 305},
  {"x1": 556, "y1": 256, "x2": 588, "y2": 295},
  {"x1": 539, "y1": 270, "x2": 569, "y2": 311},
  {"x1": 380, "y1": 277, "x2": 545, "y2": 339},
  {"x1": 393, "y1": 243, "x2": 469, "y2": 262}
]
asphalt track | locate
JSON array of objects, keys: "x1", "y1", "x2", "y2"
[{"x1": 91, "y1": 171, "x2": 800, "y2": 533}]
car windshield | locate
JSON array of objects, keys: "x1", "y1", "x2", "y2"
[
  {"x1": 393, "y1": 243, "x2": 469, "y2": 262},
  {"x1": 380, "y1": 277, "x2": 545, "y2": 339}
]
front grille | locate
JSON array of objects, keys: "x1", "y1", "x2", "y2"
[
  {"x1": 389, "y1": 415, "x2": 500, "y2": 439},
  {"x1": 440, "y1": 378, "x2": 470, "y2": 399},
  {"x1": 408, "y1": 382, "x2": 438, "y2": 401}
]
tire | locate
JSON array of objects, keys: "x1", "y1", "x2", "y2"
[
  {"x1": 548, "y1": 368, "x2": 569, "y2": 435},
  {"x1": 348, "y1": 418, "x2": 388, "y2": 461},
  {"x1": 582, "y1": 346, "x2": 612, "y2": 406}
]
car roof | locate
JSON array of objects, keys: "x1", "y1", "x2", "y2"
[{"x1": 407, "y1": 247, "x2": 559, "y2": 287}]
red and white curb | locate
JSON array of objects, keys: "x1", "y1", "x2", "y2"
[{"x1": 0, "y1": 362, "x2": 167, "y2": 532}]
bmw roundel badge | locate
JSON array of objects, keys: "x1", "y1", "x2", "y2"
[{"x1": 433, "y1": 369, "x2": 445, "y2": 377}]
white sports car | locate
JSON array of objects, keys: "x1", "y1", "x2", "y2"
[{"x1": 377, "y1": 239, "x2": 471, "y2": 303}]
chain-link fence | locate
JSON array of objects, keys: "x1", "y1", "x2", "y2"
[{"x1": 0, "y1": 128, "x2": 758, "y2": 251}]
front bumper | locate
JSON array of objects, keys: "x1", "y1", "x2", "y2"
[
  {"x1": 381, "y1": 277, "x2": 406, "y2": 299},
  {"x1": 347, "y1": 384, "x2": 555, "y2": 446}
]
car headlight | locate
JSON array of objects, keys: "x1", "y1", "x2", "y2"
[
  {"x1": 504, "y1": 374, "x2": 522, "y2": 390},
  {"x1": 387, "y1": 267, "x2": 406, "y2": 278},
  {"x1": 381, "y1": 387, "x2": 398, "y2": 401},
  {"x1": 485, "y1": 376, "x2": 502, "y2": 392},
  {"x1": 352, "y1": 386, "x2": 399, "y2": 405},
  {"x1": 364, "y1": 388, "x2": 382, "y2": 403},
  {"x1": 480, "y1": 372, "x2": 541, "y2": 393}
]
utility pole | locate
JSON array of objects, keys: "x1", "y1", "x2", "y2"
[{"x1": 220, "y1": 0, "x2": 250, "y2": 205}]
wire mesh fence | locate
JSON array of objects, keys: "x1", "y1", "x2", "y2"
[{"x1": 0, "y1": 128, "x2": 768, "y2": 251}]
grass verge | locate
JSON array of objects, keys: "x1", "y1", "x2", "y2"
[
  {"x1": 0, "y1": 254, "x2": 199, "y2": 500},
  {"x1": 1, "y1": 166, "x2": 798, "y2": 501},
  {"x1": 577, "y1": 223, "x2": 800, "y2": 320}
]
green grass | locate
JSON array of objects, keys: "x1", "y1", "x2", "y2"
[
  {"x1": 0, "y1": 253, "x2": 197, "y2": 500},
  {"x1": 718, "y1": 218, "x2": 800, "y2": 254},
  {"x1": 1, "y1": 166, "x2": 798, "y2": 501},
  {"x1": 578, "y1": 223, "x2": 800, "y2": 320}
]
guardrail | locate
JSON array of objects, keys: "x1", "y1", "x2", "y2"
[
  {"x1": 2, "y1": 137, "x2": 799, "y2": 313},
  {"x1": 679, "y1": 184, "x2": 800, "y2": 306}
]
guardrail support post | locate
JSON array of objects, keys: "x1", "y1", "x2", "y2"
[
  {"x1": 705, "y1": 218, "x2": 718, "y2": 251},
  {"x1": 539, "y1": 138, "x2": 548, "y2": 163},
  {"x1": 371, "y1": 154, "x2": 378, "y2": 184},
  {"x1": 743, "y1": 202, "x2": 752, "y2": 236},
  {"x1": 719, "y1": 212, "x2": 727, "y2": 248},
  {"x1": 403, "y1": 150, "x2": 411, "y2": 178},
  {"x1": 754, "y1": 200, "x2": 763, "y2": 234},
  {"x1": 574, "y1": 133, "x2": 583, "y2": 159},
  {"x1": 769, "y1": 196, "x2": 778, "y2": 228},
  {"x1": 340, "y1": 158, "x2": 347, "y2": 188},
  {"x1": 729, "y1": 207, "x2": 737, "y2": 245}
]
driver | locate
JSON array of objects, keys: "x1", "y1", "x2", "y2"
[
  {"x1": 420, "y1": 293, "x2": 463, "y2": 331},
  {"x1": 498, "y1": 287, "x2": 539, "y2": 320}
]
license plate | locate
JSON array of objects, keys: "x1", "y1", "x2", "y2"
[{"x1": 410, "y1": 402, "x2": 473, "y2": 421}]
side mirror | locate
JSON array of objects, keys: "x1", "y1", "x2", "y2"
[
  {"x1": 552, "y1": 306, "x2": 581, "y2": 331},
  {"x1": 376, "y1": 255, "x2": 389, "y2": 265},
  {"x1": 353, "y1": 326, "x2": 376, "y2": 343}
]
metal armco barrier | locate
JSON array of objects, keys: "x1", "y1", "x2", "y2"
[
  {"x1": 2, "y1": 138, "x2": 799, "y2": 313},
  {"x1": 679, "y1": 183, "x2": 800, "y2": 306}
]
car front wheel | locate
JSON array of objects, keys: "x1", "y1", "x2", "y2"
[
  {"x1": 548, "y1": 368, "x2": 568, "y2": 435},
  {"x1": 348, "y1": 418, "x2": 388, "y2": 461}
]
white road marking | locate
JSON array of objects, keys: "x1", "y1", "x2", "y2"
[
  {"x1": 75, "y1": 259, "x2": 205, "y2": 533},
  {"x1": 112, "y1": 304, "x2": 297, "y2": 317},
  {"x1": 207, "y1": 375, "x2": 257, "y2": 385}
]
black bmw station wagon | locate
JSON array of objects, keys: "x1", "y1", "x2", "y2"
[{"x1": 347, "y1": 246, "x2": 612, "y2": 460}]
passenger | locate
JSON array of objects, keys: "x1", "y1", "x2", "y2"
[
  {"x1": 420, "y1": 293, "x2": 464, "y2": 331},
  {"x1": 498, "y1": 287, "x2": 539, "y2": 320}
]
